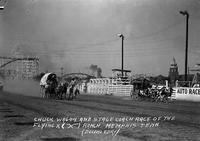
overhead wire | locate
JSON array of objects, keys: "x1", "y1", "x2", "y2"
[
  {"x1": 126, "y1": 20, "x2": 184, "y2": 41},
  {"x1": 2, "y1": 20, "x2": 185, "y2": 57}
]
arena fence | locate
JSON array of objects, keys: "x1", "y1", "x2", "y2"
[{"x1": 87, "y1": 78, "x2": 133, "y2": 96}]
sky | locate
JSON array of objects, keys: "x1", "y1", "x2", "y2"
[{"x1": 1, "y1": 0, "x2": 200, "y2": 77}]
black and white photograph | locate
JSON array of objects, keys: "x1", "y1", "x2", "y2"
[{"x1": 0, "y1": 0, "x2": 200, "y2": 141}]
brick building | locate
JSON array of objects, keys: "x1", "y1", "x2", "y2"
[{"x1": 169, "y1": 57, "x2": 179, "y2": 85}]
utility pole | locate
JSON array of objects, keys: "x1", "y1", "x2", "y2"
[
  {"x1": 117, "y1": 33, "x2": 124, "y2": 77},
  {"x1": 60, "y1": 67, "x2": 64, "y2": 78},
  {"x1": 180, "y1": 10, "x2": 189, "y2": 81}
]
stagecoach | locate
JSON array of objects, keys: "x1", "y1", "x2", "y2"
[{"x1": 131, "y1": 76, "x2": 171, "y2": 102}]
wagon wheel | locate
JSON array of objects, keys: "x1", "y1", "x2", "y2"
[
  {"x1": 44, "y1": 88, "x2": 49, "y2": 99},
  {"x1": 40, "y1": 86, "x2": 45, "y2": 98}
]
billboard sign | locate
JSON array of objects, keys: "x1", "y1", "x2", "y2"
[{"x1": 174, "y1": 87, "x2": 200, "y2": 101}]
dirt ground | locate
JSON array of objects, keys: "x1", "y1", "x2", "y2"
[{"x1": 0, "y1": 81, "x2": 200, "y2": 141}]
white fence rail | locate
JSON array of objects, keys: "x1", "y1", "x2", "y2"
[
  {"x1": 87, "y1": 78, "x2": 133, "y2": 96},
  {"x1": 108, "y1": 85, "x2": 133, "y2": 96}
]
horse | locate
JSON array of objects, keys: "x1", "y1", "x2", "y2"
[
  {"x1": 67, "y1": 85, "x2": 80, "y2": 100},
  {"x1": 153, "y1": 87, "x2": 171, "y2": 102},
  {"x1": 44, "y1": 81, "x2": 58, "y2": 99},
  {"x1": 56, "y1": 81, "x2": 68, "y2": 100},
  {"x1": 136, "y1": 88, "x2": 152, "y2": 101},
  {"x1": 74, "y1": 86, "x2": 80, "y2": 98},
  {"x1": 68, "y1": 85, "x2": 74, "y2": 100}
]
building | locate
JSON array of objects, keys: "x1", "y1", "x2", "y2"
[
  {"x1": 21, "y1": 59, "x2": 39, "y2": 79},
  {"x1": 0, "y1": 47, "x2": 39, "y2": 79},
  {"x1": 169, "y1": 57, "x2": 179, "y2": 85}
]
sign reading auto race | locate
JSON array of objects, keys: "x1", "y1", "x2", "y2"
[{"x1": 174, "y1": 87, "x2": 200, "y2": 101}]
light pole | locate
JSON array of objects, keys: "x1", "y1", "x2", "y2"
[
  {"x1": 117, "y1": 33, "x2": 124, "y2": 77},
  {"x1": 180, "y1": 10, "x2": 189, "y2": 81},
  {"x1": 60, "y1": 67, "x2": 64, "y2": 78},
  {"x1": 0, "y1": 0, "x2": 7, "y2": 10},
  {"x1": 0, "y1": 5, "x2": 4, "y2": 10}
]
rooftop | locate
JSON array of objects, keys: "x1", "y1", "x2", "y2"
[{"x1": 112, "y1": 69, "x2": 131, "y2": 73}]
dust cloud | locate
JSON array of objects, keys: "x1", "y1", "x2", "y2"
[{"x1": 3, "y1": 79, "x2": 41, "y2": 97}]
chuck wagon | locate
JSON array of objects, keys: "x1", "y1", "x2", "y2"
[
  {"x1": 40, "y1": 72, "x2": 79, "y2": 100},
  {"x1": 40, "y1": 72, "x2": 58, "y2": 99}
]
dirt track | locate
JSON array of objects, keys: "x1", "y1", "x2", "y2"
[{"x1": 0, "y1": 89, "x2": 200, "y2": 141}]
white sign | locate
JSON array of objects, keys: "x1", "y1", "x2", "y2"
[
  {"x1": 174, "y1": 87, "x2": 200, "y2": 102},
  {"x1": 176, "y1": 88, "x2": 200, "y2": 95}
]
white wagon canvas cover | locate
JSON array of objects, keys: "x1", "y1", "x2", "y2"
[{"x1": 40, "y1": 72, "x2": 53, "y2": 87}]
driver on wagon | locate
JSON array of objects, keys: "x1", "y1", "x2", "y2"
[{"x1": 47, "y1": 74, "x2": 58, "y2": 86}]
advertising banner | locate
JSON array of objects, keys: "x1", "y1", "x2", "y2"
[{"x1": 174, "y1": 87, "x2": 200, "y2": 102}]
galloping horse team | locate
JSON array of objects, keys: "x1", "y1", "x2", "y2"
[
  {"x1": 40, "y1": 73, "x2": 80, "y2": 100},
  {"x1": 133, "y1": 86, "x2": 172, "y2": 102}
]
